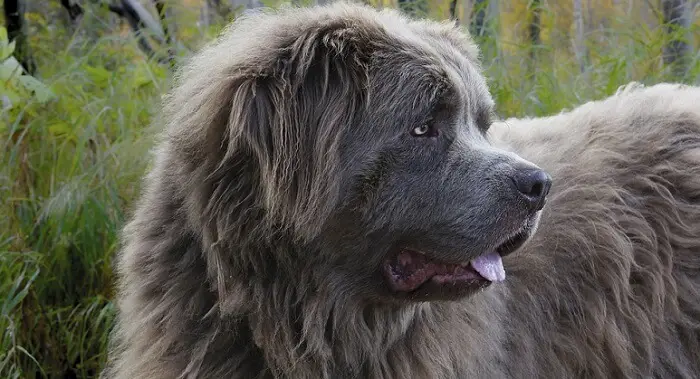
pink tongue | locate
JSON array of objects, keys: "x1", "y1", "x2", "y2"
[{"x1": 470, "y1": 252, "x2": 506, "y2": 282}]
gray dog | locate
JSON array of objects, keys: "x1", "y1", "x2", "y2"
[{"x1": 103, "y1": 3, "x2": 700, "y2": 378}]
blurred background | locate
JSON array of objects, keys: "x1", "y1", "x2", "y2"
[{"x1": 1, "y1": 0, "x2": 698, "y2": 377}]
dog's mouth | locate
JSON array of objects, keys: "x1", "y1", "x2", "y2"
[{"x1": 383, "y1": 227, "x2": 531, "y2": 294}]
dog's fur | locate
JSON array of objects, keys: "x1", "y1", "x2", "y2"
[
  {"x1": 102, "y1": 2, "x2": 700, "y2": 379},
  {"x1": 488, "y1": 81, "x2": 700, "y2": 378}
]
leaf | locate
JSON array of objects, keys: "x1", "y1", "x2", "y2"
[
  {"x1": 83, "y1": 64, "x2": 111, "y2": 88},
  {"x1": 18, "y1": 75, "x2": 55, "y2": 103},
  {"x1": 0, "y1": 40, "x2": 15, "y2": 61},
  {"x1": 2, "y1": 94, "x2": 13, "y2": 111},
  {"x1": 0, "y1": 56, "x2": 22, "y2": 81},
  {"x1": 0, "y1": 26, "x2": 7, "y2": 45},
  {"x1": 1, "y1": 268, "x2": 39, "y2": 317},
  {"x1": 0, "y1": 87, "x2": 22, "y2": 111},
  {"x1": 132, "y1": 63, "x2": 154, "y2": 88},
  {"x1": 48, "y1": 122, "x2": 73, "y2": 136}
]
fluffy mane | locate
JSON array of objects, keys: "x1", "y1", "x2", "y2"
[{"x1": 102, "y1": 1, "x2": 700, "y2": 377}]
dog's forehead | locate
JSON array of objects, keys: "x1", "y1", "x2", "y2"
[
  {"x1": 380, "y1": 22, "x2": 494, "y2": 118},
  {"x1": 429, "y1": 38, "x2": 494, "y2": 118}
]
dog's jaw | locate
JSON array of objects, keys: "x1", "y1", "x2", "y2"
[{"x1": 381, "y1": 214, "x2": 539, "y2": 301}]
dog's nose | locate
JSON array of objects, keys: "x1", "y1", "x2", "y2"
[{"x1": 512, "y1": 168, "x2": 552, "y2": 212}]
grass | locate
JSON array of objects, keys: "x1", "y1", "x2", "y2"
[{"x1": 1, "y1": 1, "x2": 698, "y2": 377}]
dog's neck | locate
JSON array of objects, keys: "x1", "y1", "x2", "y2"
[
  {"x1": 200, "y1": 199, "x2": 510, "y2": 378},
  {"x1": 217, "y1": 250, "x2": 511, "y2": 378}
]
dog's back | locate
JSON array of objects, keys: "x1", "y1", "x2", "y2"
[{"x1": 492, "y1": 83, "x2": 700, "y2": 378}]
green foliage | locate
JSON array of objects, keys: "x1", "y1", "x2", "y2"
[
  {"x1": 0, "y1": 26, "x2": 55, "y2": 134},
  {"x1": 0, "y1": 1, "x2": 698, "y2": 378},
  {"x1": 1, "y1": 8, "x2": 164, "y2": 377}
]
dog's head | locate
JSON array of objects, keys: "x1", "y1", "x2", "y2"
[{"x1": 166, "y1": 3, "x2": 551, "y2": 303}]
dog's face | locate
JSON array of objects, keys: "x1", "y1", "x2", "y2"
[
  {"x1": 319, "y1": 32, "x2": 551, "y2": 302},
  {"x1": 332, "y1": 56, "x2": 550, "y2": 302},
  {"x1": 178, "y1": 5, "x2": 552, "y2": 304}
]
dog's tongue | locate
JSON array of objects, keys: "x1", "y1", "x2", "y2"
[{"x1": 470, "y1": 252, "x2": 505, "y2": 282}]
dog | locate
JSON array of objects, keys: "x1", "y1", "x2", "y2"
[{"x1": 102, "y1": 3, "x2": 700, "y2": 378}]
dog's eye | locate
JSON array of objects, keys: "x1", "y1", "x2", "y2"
[
  {"x1": 411, "y1": 124, "x2": 437, "y2": 137},
  {"x1": 412, "y1": 125, "x2": 429, "y2": 136}
]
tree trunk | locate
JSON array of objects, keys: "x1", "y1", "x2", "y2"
[
  {"x1": 661, "y1": 0, "x2": 691, "y2": 78},
  {"x1": 449, "y1": 0, "x2": 459, "y2": 22},
  {"x1": 59, "y1": 0, "x2": 84, "y2": 22},
  {"x1": 573, "y1": 0, "x2": 587, "y2": 74},
  {"x1": 460, "y1": 0, "x2": 469, "y2": 26},
  {"x1": 527, "y1": 0, "x2": 541, "y2": 60},
  {"x1": 3, "y1": 0, "x2": 35, "y2": 74},
  {"x1": 108, "y1": 0, "x2": 169, "y2": 63},
  {"x1": 397, "y1": 0, "x2": 428, "y2": 19},
  {"x1": 154, "y1": 0, "x2": 173, "y2": 44},
  {"x1": 200, "y1": 0, "x2": 214, "y2": 27},
  {"x1": 154, "y1": 0, "x2": 177, "y2": 66},
  {"x1": 230, "y1": 0, "x2": 263, "y2": 12},
  {"x1": 470, "y1": 0, "x2": 488, "y2": 39}
]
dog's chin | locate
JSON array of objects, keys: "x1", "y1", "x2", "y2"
[{"x1": 381, "y1": 215, "x2": 540, "y2": 302}]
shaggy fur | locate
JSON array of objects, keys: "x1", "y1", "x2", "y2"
[
  {"x1": 489, "y1": 81, "x2": 700, "y2": 378},
  {"x1": 102, "y1": 2, "x2": 700, "y2": 378}
]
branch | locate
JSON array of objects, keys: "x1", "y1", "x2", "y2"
[
  {"x1": 3, "y1": 0, "x2": 36, "y2": 74},
  {"x1": 469, "y1": 0, "x2": 488, "y2": 38},
  {"x1": 59, "y1": 0, "x2": 84, "y2": 21},
  {"x1": 107, "y1": 2, "x2": 159, "y2": 61},
  {"x1": 153, "y1": 0, "x2": 176, "y2": 67},
  {"x1": 449, "y1": 0, "x2": 459, "y2": 24},
  {"x1": 121, "y1": 0, "x2": 166, "y2": 44}
]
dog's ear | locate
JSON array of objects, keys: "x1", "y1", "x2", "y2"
[
  {"x1": 228, "y1": 24, "x2": 372, "y2": 237},
  {"x1": 164, "y1": 18, "x2": 377, "y2": 237},
  {"x1": 157, "y1": 19, "x2": 375, "y2": 303}
]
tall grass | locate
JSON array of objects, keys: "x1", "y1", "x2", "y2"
[{"x1": 1, "y1": 1, "x2": 698, "y2": 377}]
